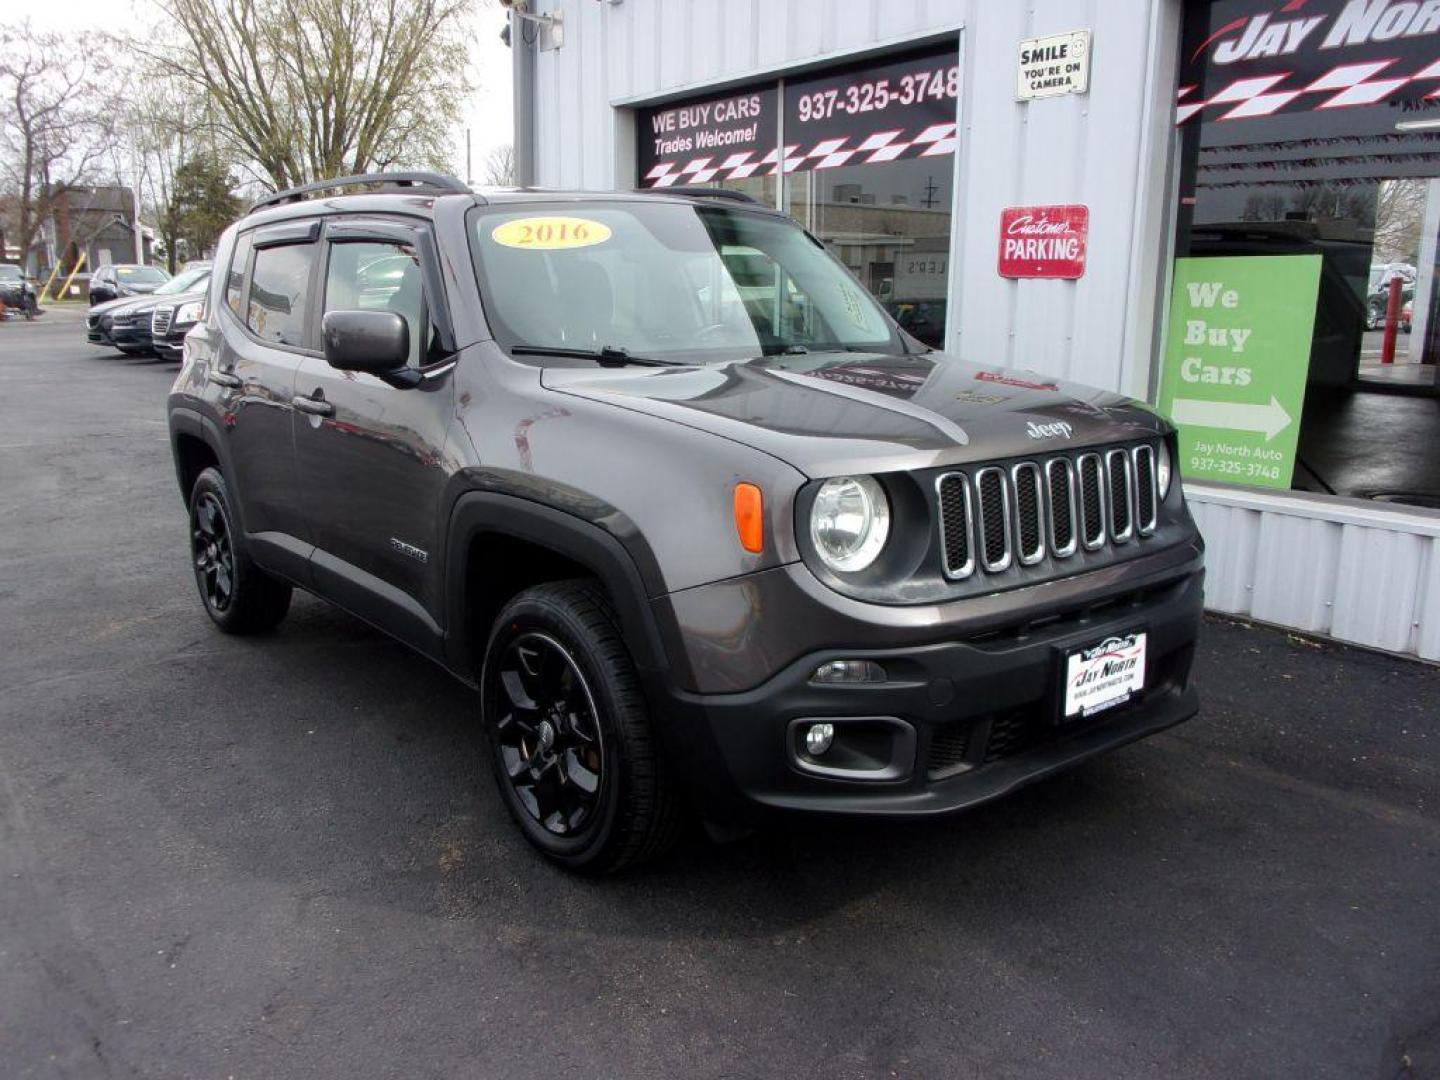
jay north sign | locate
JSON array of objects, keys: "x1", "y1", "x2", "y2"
[{"x1": 1178, "y1": 0, "x2": 1440, "y2": 126}]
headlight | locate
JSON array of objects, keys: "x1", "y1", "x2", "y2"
[
  {"x1": 810, "y1": 475, "x2": 890, "y2": 573},
  {"x1": 1157, "y1": 441, "x2": 1173, "y2": 498},
  {"x1": 174, "y1": 300, "x2": 204, "y2": 324}
]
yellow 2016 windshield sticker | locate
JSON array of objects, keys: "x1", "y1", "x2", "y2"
[{"x1": 491, "y1": 216, "x2": 612, "y2": 250}]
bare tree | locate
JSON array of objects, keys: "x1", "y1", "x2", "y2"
[
  {"x1": 0, "y1": 24, "x2": 114, "y2": 271},
  {"x1": 137, "y1": 0, "x2": 476, "y2": 191},
  {"x1": 483, "y1": 143, "x2": 516, "y2": 187},
  {"x1": 1373, "y1": 178, "x2": 1429, "y2": 264}
]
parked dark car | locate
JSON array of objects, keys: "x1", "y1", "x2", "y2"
[
  {"x1": 88, "y1": 263, "x2": 169, "y2": 306},
  {"x1": 168, "y1": 173, "x2": 1203, "y2": 873},
  {"x1": 87, "y1": 263, "x2": 211, "y2": 354},
  {"x1": 149, "y1": 271, "x2": 214, "y2": 362},
  {"x1": 0, "y1": 264, "x2": 39, "y2": 319}
]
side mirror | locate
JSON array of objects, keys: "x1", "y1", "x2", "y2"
[{"x1": 322, "y1": 310, "x2": 417, "y2": 387}]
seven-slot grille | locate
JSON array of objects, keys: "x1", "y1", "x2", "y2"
[
  {"x1": 151, "y1": 306, "x2": 174, "y2": 336},
  {"x1": 937, "y1": 442, "x2": 1161, "y2": 580}
]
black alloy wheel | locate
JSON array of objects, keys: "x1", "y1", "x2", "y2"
[
  {"x1": 481, "y1": 579, "x2": 683, "y2": 872},
  {"x1": 492, "y1": 632, "x2": 605, "y2": 836},
  {"x1": 186, "y1": 467, "x2": 291, "y2": 634},
  {"x1": 192, "y1": 490, "x2": 236, "y2": 614}
]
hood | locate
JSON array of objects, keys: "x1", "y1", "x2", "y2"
[
  {"x1": 91, "y1": 295, "x2": 159, "y2": 317},
  {"x1": 541, "y1": 350, "x2": 1168, "y2": 477}
]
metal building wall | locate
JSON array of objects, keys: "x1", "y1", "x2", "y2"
[
  {"x1": 1189, "y1": 486, "x2": 1440, "y2": 662},
  {"x1": 523, "y1": 0, "x2": 1440, "y2": 663}
]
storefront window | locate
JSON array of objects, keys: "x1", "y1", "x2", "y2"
[
  {"x1": 1170, "y1": 0, "x2": 1440, "y2": 508},
  {"x1": 635, "y1": 42, "x2": 958, "y2": 348}
]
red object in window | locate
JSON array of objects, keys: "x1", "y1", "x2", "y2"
[
  {"x1": 1381, "y1": 276, "x2": 1403, "y2": 365},
  {"x1": 998, "y1": 205, "x2": 1089, "y2": 279}
]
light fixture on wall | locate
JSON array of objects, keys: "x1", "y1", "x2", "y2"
[{"x1": 499, "y1": 0, "x2": 564, "y2": 48}]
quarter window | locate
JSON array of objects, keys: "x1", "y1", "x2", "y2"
[
  {"x1": 225, "y1": 233, "x2": 253, "y2": 318},
  {"x1": 246, "y1": 243, "x2": 314, "y2": 347}
]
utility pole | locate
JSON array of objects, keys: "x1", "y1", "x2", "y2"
[
  {"x1": 132, "y1": 152, "x2": 144, "y2": 263},
  {"x1": 511, "y1": 5, "x2": 536, "y2": 186},
  {"x1": 466, "y1": 128, "x2": 473, "y2": 186}
]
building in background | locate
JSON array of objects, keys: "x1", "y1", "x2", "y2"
[{"x1": 511, "y1": 0, "x2": 1440, "y2": 662}]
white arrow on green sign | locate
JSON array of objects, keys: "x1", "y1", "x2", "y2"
[
  {"x1": 1157, "y1": 255, "x2": 1321, "y2": 491},
  {"x1": 1168, "y1": 395, "x2": 1292, "y2": 442}
]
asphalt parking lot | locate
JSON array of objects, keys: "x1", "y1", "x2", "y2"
[{"x1": 2, "y1": 306, "x2": 1438, "y2": 1080}]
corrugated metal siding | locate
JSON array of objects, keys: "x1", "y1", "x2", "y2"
[{"x1": 1190, "y1": 486, "x2": 1440, "y2": 662}]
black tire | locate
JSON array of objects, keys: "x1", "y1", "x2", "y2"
[
  {"x1": 188, "y1": 467, "x2": 292, "y2": 634},
  {"x1": 480, "y1": 579, "x2": 683, "y2": 873}
]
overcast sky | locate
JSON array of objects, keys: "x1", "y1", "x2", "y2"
[{"x1": 23, "y1": 0, "x2": 515, "y2": 188}]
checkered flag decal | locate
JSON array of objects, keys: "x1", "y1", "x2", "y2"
[
  {"x1": 1177, "y1": 58, "x2": 1440, "y2": 123},
  {"x1": 643, "y1": 122, "x2": 957, "y2": 188}
]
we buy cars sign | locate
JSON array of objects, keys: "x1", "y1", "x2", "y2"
[{"x1": 998, "y1": 204, "x2": 1088, "y2": 279}]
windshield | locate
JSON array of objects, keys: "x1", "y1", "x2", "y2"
[
  {"x1": 469, "y1": 201, "x2": 904, "y2": 363},
  {"x1": 116, "y1": 265, "x2": 169, "y2": 284},
  {"x1": 0, "y1": 265, "x2": 22, "y2": 282},
  {"x1": 154, "y1": 265, "x2": 211, "y2": 295}
]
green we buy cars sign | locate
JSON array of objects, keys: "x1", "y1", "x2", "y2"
[{"x1": 1158, "y1": 256, "x2": 1321, "y2": 490}]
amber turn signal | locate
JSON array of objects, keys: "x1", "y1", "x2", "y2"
[{"x1": 733, "y1": 482, "x2": 764, "y2": 554}]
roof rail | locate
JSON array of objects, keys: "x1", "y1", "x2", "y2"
[
  {"x1": 248, "y1": 171, "x2": 471, "y2": 214},
  {"x1": 634, "y1": 185, "x2": 760, "y2": 205}
]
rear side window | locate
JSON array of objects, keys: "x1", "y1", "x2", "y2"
[
  {"x1": 246, "y1": 243, "x2": 314, "y2": 347},
  {"x1": 225, "y1": 233, "x2": 253, "y2": 318}
]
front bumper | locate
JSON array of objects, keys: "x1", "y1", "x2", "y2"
[
  {"x1": 109, "y1": 323, "x2": 153, "y2": 349},
  {"x1": 649, "y1": 554, "x2": 1204, "y2": 826},
  {"x1": 155, "y1": 324, "x2": 195, "y2": 360}
]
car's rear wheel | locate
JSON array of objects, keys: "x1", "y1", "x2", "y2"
[
  {"x1": 188, "y1": 467, "x2": 292, "y2": 634},
  {"x1": 481, "y1": 579, "x2": 683, "y2": 873}
]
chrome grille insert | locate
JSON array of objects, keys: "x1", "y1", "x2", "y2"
[
  {"x1": 1106, "y1": 449, "x2": 1134, "y2": 542},
  {"x1": 1045, "y1": 457, "x2": 1078, "y2": 558},
  {"x1": 974, "y1": 467, "x2": 1012, "y2": 573},
  {"x1": 935, "y1": 472, "x2": 975, "y2": 580},
  {"x1": 1011, "y1": 463, "x2": 1045, "y2": 566},
  {"x1": 151, "y1": 306, "x2": 174, "y2": 336},
  {"x1": 1133, "y1": 445, "x2": 1158, "y2": 535},
  {"x1": 1076, "y1": 453, "x2": 1107, "y2": 551}
]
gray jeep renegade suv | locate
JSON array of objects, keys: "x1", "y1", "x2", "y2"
[{"x1": 167, "y1": 172, "x2": 1204, "y2": 872}]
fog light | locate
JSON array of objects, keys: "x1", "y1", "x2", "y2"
[
  {"x1": 812, "y1": 659, "x2": 886, "y2": 684},
  {"x1": 804, "y1": 722, "x2": 835, "y2": 756}
]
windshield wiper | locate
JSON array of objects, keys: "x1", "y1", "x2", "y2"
[{"x1": 510, "y1": 344, "x2": 682, "y2": 368}]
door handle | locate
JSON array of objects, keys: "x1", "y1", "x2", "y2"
[
  {"x1": 291, "y1": 391, "x2": 334, "y2": 417},
  {"x1": 209, "y1": 370, "x2": 242, "y2": 389}
]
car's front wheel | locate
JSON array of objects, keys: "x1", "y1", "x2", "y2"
[
  {"x1": 188, "y1": 467, "x2": 292, "y2": 634},
  {"x1": 480, "y1": 580, "x2": 683, "y2": 873}
]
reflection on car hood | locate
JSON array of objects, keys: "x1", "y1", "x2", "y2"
[
  {"x1": 541, "y1": 350, "x2": 1169, "y2": 476},
  {"x1": 90, "y1": 295, "x2": 161, "y2": 317}
]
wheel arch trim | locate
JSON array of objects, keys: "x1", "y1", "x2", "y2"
[{"x1": 442, "y1": 491, "x2": 677, "y2": 682}]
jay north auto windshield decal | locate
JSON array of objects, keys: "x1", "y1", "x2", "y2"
[{"x1": 1178, "y1": 0, "x2": 1440, "y2": 124}]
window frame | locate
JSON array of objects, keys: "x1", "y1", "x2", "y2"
[
  {"x1": 228, "y1": 220, "x2": 323, "y2": 356},
  {"x1": 315, "y1": 216, "x2": 457, "y2": 371}
]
